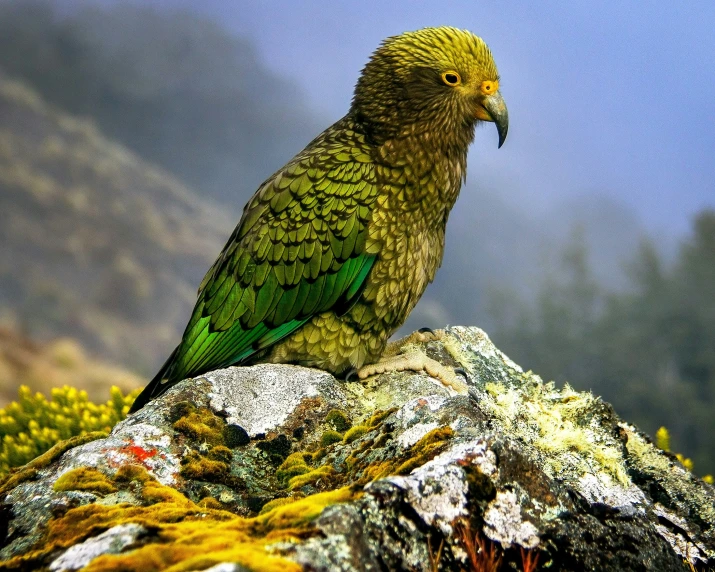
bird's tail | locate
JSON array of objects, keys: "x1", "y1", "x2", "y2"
[{"x1": 128, "y1": 346, "x2": 179, "y2": 414}]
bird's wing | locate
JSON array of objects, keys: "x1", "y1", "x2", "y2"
[{"x1": 169, "y1": 129, "x2": 378, "y2": 384}]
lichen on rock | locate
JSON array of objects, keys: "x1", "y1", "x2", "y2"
[{"x1": 0, "y1": 326, "x2": 713, "y2": 571}]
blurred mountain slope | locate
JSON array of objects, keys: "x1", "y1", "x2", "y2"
[
  {"x1": 0, "y1": 0, "x2": 321, "y2": 205},
  {"x1": 0, "y1": 327, "x2": 142, "y2": 407},
  {"x1": 0, "y1": 71, "x2": 233, "y2": 373}
]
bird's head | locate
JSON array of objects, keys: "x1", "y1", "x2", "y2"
[{"x1": 352, "y1": 27, "x2": 508, "y2": 148}]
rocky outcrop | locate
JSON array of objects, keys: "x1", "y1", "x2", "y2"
[{"x1": 1, "y1": 326, "x2": 713, "y2": 571}]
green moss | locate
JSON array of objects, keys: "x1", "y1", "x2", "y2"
[
  {"x1": 223, "y1": 424, "x2": 250, "y2": 447},
  {"x1": 0, "y1": 385, "x2": 137, "y2": 477},
  {"x1": 256, "y1": 434, "x2": 292, "y2": 462},
  {"x1": 320, "y1": 430, "x2": 343, "y2": 447},
  {"x1": 326, "y1": 409, "x2": 352, "y2": 432},
  {"x1": 343, "y1": 425, "x2": 369, "y2": 444},
  {"x1": 54, "y1": 467, "x2": 118, "y2": 495}
]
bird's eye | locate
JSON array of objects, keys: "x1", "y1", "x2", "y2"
[{"x1": 441, "y1": 71, "x2": 461, "y2": 86}]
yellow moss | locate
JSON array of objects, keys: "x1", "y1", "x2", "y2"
[
  {"x1": 198, "y1": 497, "x2": 225, "y2": 510},
  {"x1": 343, "y1": 425, "x2": 369, "y2": 444},
  {"x1": 172, "y1": 407, "x2": 225, "y2": 446},
  {"x1": 53, "y1": 467, "x2": 118, "y2": 495},
  {"x1": 4, "y1": 466, "x2": 353, "y2": 571},
  {"x1": 259, "y1": 497, "x2": 297, "y2": 515},
  {"x1": 115, "y1": 463, "x2": 152, "y2": 484},
  {"x1": 367, "y1": 407, "x2": 398, "y2": 428},
  {"x1": 276, "y1": 453, "x2": 312, "y2": 484},
  {"x1": 254, "y1": 486, "x2": 356, "y2": 532},
  {"x1": 0, "y1": 431, "x2": 107, "y2": 495},
  {"x1": 207, "y1": 445, "x2": 233, "y2": 463},
  {"x1": 394, "y1": 427, "x2": 454, "y2": 475},
  {"x1": 325, "y1": 409, "x2": 352, "y2": 432},
  {"x1": 179, "y1": 454, "x2": 229, "y2": 481},
  {"x1": 656, "y1": 426, "x2": 710, "y2": 480},
  {"x1": 288, "y1": 465, "x2": 335, "y2": 490},
  {"x1": 279, "y1": 452, "x2": 313, "y2": 469},
  {"x1": 320, "y1": 430, "x2": 343, "y2": 447},
  {"x1": 0, "y1": 384, "x2": 137, "y2": 477}
]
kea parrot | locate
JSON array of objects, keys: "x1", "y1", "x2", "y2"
[{"x1": 129, "y1": 26, "x2": 508, "y2": 413}]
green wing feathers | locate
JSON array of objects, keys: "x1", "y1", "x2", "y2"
[{"x1": 144, "y1": 125, "x2": 379, "y2": 402}]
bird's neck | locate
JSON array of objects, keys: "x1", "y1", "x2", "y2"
[{"x1": 374, "y1": 128, "x2": 470, "y2": 219}]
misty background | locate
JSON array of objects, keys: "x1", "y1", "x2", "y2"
[{"x1": 0, "y1": 1, "x2": 713, "y2": 473}]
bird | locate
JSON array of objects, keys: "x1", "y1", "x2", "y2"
[{"x1": 129, "y1": 26, "x2": 508, "y2": 413}]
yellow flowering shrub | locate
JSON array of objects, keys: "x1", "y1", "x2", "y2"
[{"x1": 0, "y1": 385, "x2": 138, "y2": 477}]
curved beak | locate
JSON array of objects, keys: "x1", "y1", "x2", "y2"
[{"x1": 476, "y1": 91, "x2": 509, "y2": 148}]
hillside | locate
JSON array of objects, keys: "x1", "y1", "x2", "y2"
[
  {"x1": 0, "y1": 327, "x2": 142, "y2": 407},
  {"x1": 0, "y1": 70, "x2": 234, "y2": 374}
]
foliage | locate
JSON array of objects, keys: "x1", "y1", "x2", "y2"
[
  {"x1": 656, "y1": 426, "x2": 713, "y2": 484},
  {"x1": 490, "y1": 211, "x2": 715, "y2": 474},
  {"x1": 0, "y1": 384, "x2": 138, "y2": 476}
]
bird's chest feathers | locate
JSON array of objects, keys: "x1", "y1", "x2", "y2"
[{"x1": 363, "y1": 138, "x2": 464, "y2": 323}]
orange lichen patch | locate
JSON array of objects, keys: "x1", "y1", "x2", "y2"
[
  {"x1": 4, "y1": 465, "x2": 356, "y2": 572},
  {"x1": 53, "y1": 467, "x2": 118, "y2": 495},
  {"x1": 172, "y1": 406, "x2": 225, "y2": 446},
  {"x1": 0, "y1": 431, "x2": 107, "y2": 495}
]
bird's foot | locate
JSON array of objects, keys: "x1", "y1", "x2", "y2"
[{"x1": 357, "y1": 347, "x2": 468, "y2": 394}]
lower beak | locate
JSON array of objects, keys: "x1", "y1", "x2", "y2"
[{"x1": 476, "y1": 91, "x2": 509, "y2": 148}]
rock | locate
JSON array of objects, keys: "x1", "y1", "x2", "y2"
[{"x1": 0, "y1": 326, "x2": 713, "y2": 571}]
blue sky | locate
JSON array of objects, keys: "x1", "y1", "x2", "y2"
[{"x1": 75, "y1": 0, "x2": 715, "y2": 235}]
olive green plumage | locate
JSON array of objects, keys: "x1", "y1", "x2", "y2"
[{"x1": 130, "y1": 26, "x2": 508, "y2": 412}]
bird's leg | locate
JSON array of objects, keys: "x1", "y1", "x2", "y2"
[{"x1": 357, "y1": 328, "x2": 468, "y2": 393}]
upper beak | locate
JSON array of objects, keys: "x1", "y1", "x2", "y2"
[{"x1": 477, "y1": 91, "x2": 509, "y2": 148}]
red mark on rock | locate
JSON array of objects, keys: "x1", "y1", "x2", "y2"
[{"x1": 124, "y1": 444, "x2": 158, "y2": 462}]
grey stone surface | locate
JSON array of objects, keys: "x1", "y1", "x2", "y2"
[{"x1": 1, "y1": 326, "x2": 713, "y2": 571}]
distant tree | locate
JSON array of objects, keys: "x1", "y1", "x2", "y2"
[{"x1": 490, "y1": 213, "x2": 715, "y2": 474}]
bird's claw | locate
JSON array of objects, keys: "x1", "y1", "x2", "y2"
[
  {"x1": 454, "y1": 367, "x2": 469, "y2": 381},
  {"x1": 343, "y1": 368, "x2": 360, "y2": 383}
]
